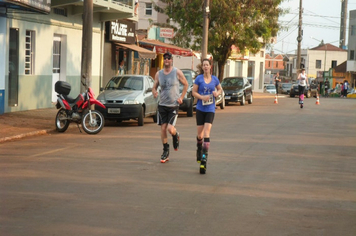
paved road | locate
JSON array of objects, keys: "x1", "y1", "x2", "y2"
[{"x1": 1, "y1": 95, "x2": 355, "y2": 236}]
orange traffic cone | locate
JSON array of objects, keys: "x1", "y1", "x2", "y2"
[
  {"x1": 316, "y1": 94, "x2": 320, "y2": 105},
  {"x1": 274, "y1": 95, "x2": 278, "y2": 104}
]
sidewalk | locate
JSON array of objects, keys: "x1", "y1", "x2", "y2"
[
  {"x1": 0, "y1": 107, "x2": 58, "y2": 143},
  {"x1": 0, "y1": 92, "x2": 278, "y2": 143}
]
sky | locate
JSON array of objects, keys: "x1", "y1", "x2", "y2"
[{"x1": 273, "y1": 0, "x2": 356, "y2": 54}]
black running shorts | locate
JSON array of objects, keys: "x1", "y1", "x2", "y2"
[
  {"x1": 196, "y1": 109, "x2": 215, "y2": 126},
  {"x1": 158, "y1": 105, "x2": 178, "y2": 126}
]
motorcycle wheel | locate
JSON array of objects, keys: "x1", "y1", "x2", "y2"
[
  {"x1": 81, "y1": 110, "x2": 105, "y2": 134},
  {"x1": 55, "y1": 108, "x2": 70, "y2": 132}
]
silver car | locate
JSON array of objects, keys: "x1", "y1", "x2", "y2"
[{"x1": 96, "y1": 75, "x2": 158, "y2": 126}]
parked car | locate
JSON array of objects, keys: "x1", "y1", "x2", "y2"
[
  {"x1": 221, "y1": 77, "x2": 253, "y2": 105},
  {"x1": 179, "y1": 69, "x2": 197, "y2": 117},
  {"x1": 264, "y1": 84, "x2": 276, "y2": 94},
  {"x1": 215, "y1": 88, "x2": 225, "y2": 109},
  {"x1": 290, "y1": 78, "x2": 318, "y2": 98},
  {"x1": 278, "y1": 83, "x2": 292, "y2": 94},
  {"x1": 96, "y1": 75, "x2": 158, "y2": 126}
]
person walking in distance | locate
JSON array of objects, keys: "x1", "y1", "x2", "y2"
[
  {"x1": 152, "y1": 52, "x2": 188, "y2": 163},
  {"x1": 192, "y1": 59, "x2": 222, "y2": 174},
  {"x1": 274, "y1": 72, "x2": 281, "y2": 95},
  {"x1": 297, "y1": 68, "x2": 309, "y2": 108},
  {"x1": 343, "y1": 80, "x2": 349, "y2": 98},
  {"x1": 324, "y1": 78, "x2": 330, "y2": 97}
]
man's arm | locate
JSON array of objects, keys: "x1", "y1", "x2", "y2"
[
  {"x1": 176, "y1": 69, "x2": 188, "y2": 104},
  {"x1": 152, "y1": 72, "x2": 160, "y2": 98}
]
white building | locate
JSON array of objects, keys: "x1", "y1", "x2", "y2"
[
  {"x1": 224, "y1": 49, "x2": 266, "y2": 92},
  {"x1": 0, "y1": 0, "x2": 140, "y2": 114}
]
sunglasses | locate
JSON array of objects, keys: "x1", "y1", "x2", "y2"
[{"x1": 164, "y1": 56, "x2": 172, "y2": 60}]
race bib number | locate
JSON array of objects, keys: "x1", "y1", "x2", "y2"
[{"x1": 202, "y1": 94, "x2": 214, "y2": 106}]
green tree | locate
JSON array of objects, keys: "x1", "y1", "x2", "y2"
[{"x1": 155, "y1": 0, "x2": 284, "y2": 81}]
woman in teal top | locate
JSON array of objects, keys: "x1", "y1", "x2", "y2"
[{"x1": 192, "y1": 59, "x2": 222, "y2": 174}]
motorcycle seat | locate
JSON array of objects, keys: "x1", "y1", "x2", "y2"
[{"x1": 64, "y1": 94, "x2": 84, "y2": 106}]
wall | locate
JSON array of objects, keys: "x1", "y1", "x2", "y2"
[
  {"x1": 137, "y1": 0, "x2": 168, "y2": 30},
  {"x1": 307, "y1": 50, "x2": 347, "y2": 78},
  {"x1": 2, "y1": 10, "x2": 102, "y2": 112}
]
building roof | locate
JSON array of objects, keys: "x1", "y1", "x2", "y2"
[
  {"x1": 334, "y1": 61, "x2": 347, "y2": 73},
  {"x1": 310, "y1": 43, "x2": 347, "y2": 52}
]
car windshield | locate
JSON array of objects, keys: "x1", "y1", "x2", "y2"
[
  {"x1": 282, "y1": 84, "x2": 292, "y2": 88},
  {"x1": 221, "y1": 78, "x2": 244, "y2": 88},
  {"x1": 105, "y1": 76, "x2": 143, "y2": 90},
  {"x1": 266, "y1": 85, "x2": 275, "y2": 90}
]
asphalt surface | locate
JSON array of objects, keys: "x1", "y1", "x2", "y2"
[{"x1": 1, "y1": 93, "x2": 355, "y2": 236}]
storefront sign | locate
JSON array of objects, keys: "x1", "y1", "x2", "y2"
[
  {"x1": 107, "y1": 20, "x2": 136, "y2": 44},
  {"x1": 159, "y1": 28, "x2": 174, "y2": 39},
  {"x1": 0, "y1": 0, "x2": 51, "y2": 13}
]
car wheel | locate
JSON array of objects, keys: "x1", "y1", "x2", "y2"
[
  {"x1": 187, "y1": 98, "x2": 193, "y2": 117},
  {"x1": 219, "y1": 97, "x2": 225, "y2": 109},
  {"x1": 240, "y1": 95, "x2": 246, "y2": 106},
  {"x1": 138, "y1": 106, "x2": 144, "y2": 126},
  {"x1": 248, "y1": 94, "x2": 253, "y2": 104},
  {"x1": 152, "y1": 112, "x2": 158, "y2": 123}
]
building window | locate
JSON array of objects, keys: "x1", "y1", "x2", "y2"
[
  {"x1": 53, "y1": 8, "x2": 67, "y2": 17},
  {"x1": 350, "y1": 50, "x2": 354, "y2": 60},
  {"x1": 145, "y1": 3, "x2": 152, "y2": 15},
  {"x1": 331, "y1": 60, "x2": 337, "y2": 68},
  {"x1": 260, "y1": 51, "x2": 264, "y2": 57},
  {"x1": 276, "y1": 62, "x2": 278, "y2": 67},
  {"x1": 25, "y1": 30, "x2": 35, "y2": 75},
  {"x1": 316, "y1": 60, "x2": 321, "y2": 69}
]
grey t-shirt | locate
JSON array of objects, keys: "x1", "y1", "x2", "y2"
[{"x1": 158, "y1": 68, "x2": 180, "y2": 107}]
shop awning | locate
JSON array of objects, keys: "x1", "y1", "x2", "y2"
[
  {"x1": 115, "y1": 43, "x2": 157, "y2": 59},
  {"x1": 139, "y1": 39, "x2": 193, "y2": 57}
]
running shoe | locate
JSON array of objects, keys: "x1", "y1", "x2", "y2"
[
  {"x1": 197, "y1": 146, "x2": 202, "y2": 163},
  {"x1": 173, "y1": 132, "x2": 180, "y2": 151},
  {"x1": 160, "y1": 145, "x2": 169, "y2": 163}
]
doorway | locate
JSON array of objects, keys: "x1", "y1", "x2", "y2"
[
  {"x1": 52, "y1": 35, "x2": 67, "y2": 102},
  {"x1": 8, "y1": 28, "x2": 19, "y2": 107}
]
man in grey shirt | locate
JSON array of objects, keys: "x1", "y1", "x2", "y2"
[{"x1": 152, "y1": 52, "x2": 188, "y2": 163}]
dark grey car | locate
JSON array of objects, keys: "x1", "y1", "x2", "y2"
[
  {"x1": 96, "y1": 75, "x2": 158, "y2": 126},
  {"x1": 221, "y1": 77, "x2": 253, "y2": 105},
  {"x1": 180, "y1": 69, "x2": 197, "y2": 117}
]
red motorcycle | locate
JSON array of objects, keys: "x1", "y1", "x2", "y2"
[{"x1": 54, "y1": 81, "x2": 105, "y2": 134}]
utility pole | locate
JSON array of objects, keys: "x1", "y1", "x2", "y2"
[
  {"x1": 81, "y1": 0, "x2": 93, "y2": 93},
  {"x1": 340, "y1": 0, "x2": 347, "y2": 48},
  {"x1": 201, "y1": 0, "x2": 209, "y2": 60},
  {"x1": 296, "y1": 0, "x2": 303, "y2": 71}
]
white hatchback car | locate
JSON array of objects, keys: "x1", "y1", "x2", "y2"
[{"x1": 264, "y1": 84, "x2": 276, "y2": 94}]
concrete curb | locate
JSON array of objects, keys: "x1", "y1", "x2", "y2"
[{"x1": 0, "y1": 129, "x2": 55, "y2": 144}]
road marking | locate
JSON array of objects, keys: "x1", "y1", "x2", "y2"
[{"x1": 29, "y1": 145, "x2": 79, "y2": 157}]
